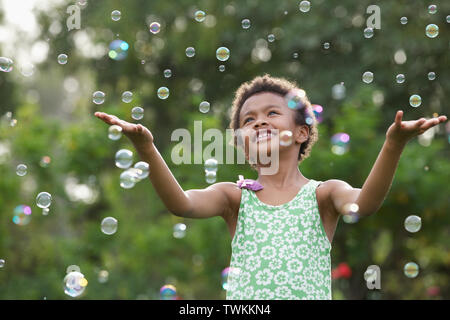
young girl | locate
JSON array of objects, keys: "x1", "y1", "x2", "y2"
[{"x1": 94, "y1": 75, "x2": 446, "y2": 300}]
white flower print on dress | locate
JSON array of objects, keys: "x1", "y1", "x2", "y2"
[
  {"x1": 255, "y1": 268, "x2": 273, "y2": 286},
  {"x1": 270, "y1": 235, "x2": 285, "y2": 248},
  {"x1": 239, "y1": 271, "x2": 251, "y2": 287},
  {"x1": 267, "y1": 219, "x2": 284, "y2": 235},
  {"x1": 278, "y1": 244, "x2": 296, "y2": 260},
  {"x1": 243, "y1": 285, "x2": 255, "y2": 299},
  {"x1": 243, "y1": 217, "x2": 256, "y2": 236},
  {"x1": 254, "y1": 288, "x2": 275, "y2": 300},
  {"x1": 268, "y1": 258, "x2": 282, "y2": 270},
  {"x1": 296, "y1": 243, "x2": 311, "y2": 260},
  {"x1": 275, "y1": 286, "x2": 292, "y2": 299},
  {"x1": 244, "y1": 240, "x2": 257, "y2": 255},
  {"x1": 286, "y1": 258, "x2": 303, "y2": 274},
  {"x1": 246, "y1": 255, "x2": 261, "y2": 272},
  {"x1": 274, "y1": 271, "x2": 289, "y2": 285},
  {"x1": 260, "y1": 245, "x2": 276, "y2": 260},
  {"x1": 253, "y1": 228, "x2": 268, "y2": 243}
]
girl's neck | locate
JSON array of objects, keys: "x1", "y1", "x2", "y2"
[{"x1": 256, "y1": 164, "x2": 308, "y2": 189}]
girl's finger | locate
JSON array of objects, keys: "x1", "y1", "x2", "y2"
[{"x1": 395, "y1": 110, "x2": 403, "y2": 126}]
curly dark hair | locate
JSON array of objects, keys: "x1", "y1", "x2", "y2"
[{"x1": 229, "y1": 74, "x2": 319, "y2": 163}]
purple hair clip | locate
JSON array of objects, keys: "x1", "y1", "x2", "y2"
[{"x1": 236, "y1": 175, "x2": 264, "y2": 191}]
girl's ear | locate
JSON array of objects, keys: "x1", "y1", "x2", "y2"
[{"x1": 295, "y1": 125, "x2": 309, "y2": 144}]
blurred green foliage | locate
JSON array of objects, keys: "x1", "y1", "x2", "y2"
[{"x1": 0, "y1": 0, "x2": 449, "y2": 299}]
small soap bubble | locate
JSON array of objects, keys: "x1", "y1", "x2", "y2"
[
  {"x1": 396, "y1": 74, "x2": 405, "y2": 83},
  {"x1": 267, "y1": 34, "x2": 275, "y2": 42},
  {"x1": 331, "y1": 133, "x2": 350, "y2": 155},
  {"x1": 363, "y1": 27, "x2": 374, "y2": 38},
  {"x1": 409, "y1": 94, "x2": 422, "y2": 108},
  {"x1": 342, "y1": 203, "x2": 359, "y2": 223},
  {"x1": 0, "y1": 259, "x2": 5, "y2": 268},
  {"x1": 131, "y1": 106, "x2": 144, "y2": 120},
  {"x1": 115, "y1": 149, "x2": 133, "y2": 169},
  {"x1": 425, "y1": 24, "x2": 439, "y2": 38},
  {"x1": 312, "y1": 104, "x2": 323, "y2": 123},
  {"x1": 284, "y1": 89, "x2": 306, "y2": 110},
  {"x1": 173, "y1": 223, "x2": 187, "y2": 239},
  {"x1": 362, "y1": 71, "x2": 374, "y2": 84},
  {"x1": 149, "y1": 22, "x2": 161, "y2": 34},
  {"x1": 199, "y1": 101, "x2": 210, "y2": 113},
  {"x1": 64, "y1": 271, "x2": 87, "y2": 298},
  {"x1": 204, "y1": 158, "x2": 218, "y2": 172},
  {"x1": 241, "y1": 19, "x2": 251, "y2": 29},
  {"x1": 216, "y1": 47, "x2": 230, "y2": 61},
  {"x1": 98, "y1": 270, "x2": 109, "y2": 283},
  {"x1": 57, "y1": 54, "x2": 68, "y2": 65},
  {"x1": 111, "y1": 10, "x2": 121, "y2": 21},
  {"x1": 101, "y1": 217, "x2": 118, "y2": 235},
  {"x1": 163, "y1": 69, "x2": 172, "y2": 78},
  {"x1": 108, "y1": 39, "x2": 129, "y2": 61},
  {"x1": 293, "y1": 52, "x2": 299, "y2": 59},
  {"x1": 20, "y1": 62, "x2": 35, "y2": 77},
  {"x1": 404, "y1": 262, "x2": 419, "y2": 278},
  {"x1": 157, "y1": 86, "x2": 170, "y2": 99},
  {"x1": 120, "y1": 169, "x2": 140, "y2": 189},
  {"x1": 185, "y1": 47, "x2": 196, "y2": 58},
  {"x1": 12, "y1": 205, "x2": 32, "y2": 226},
  {"x1": 323, "y1": 42, "x2": 330, "y2": 50},
  {"x1": 36, "y1": 192, "x2": 52, "y2": 209},
  {"x1": 16, "y1": 164, "x2": 27, "y2": 176},
  {"x1": 205, "y1": 171, "x2": 217, "y2": 184},
  {"x1": 93, "y1": 91, "x2": 105, "y2": 104},
  {"x1": 404, "y1": 215, "x2": 421, "y2": 233},
  {"x1": 428, "y1": 4, "x2": 437, "y2": 14},
  {"x1": 0, "y1": 57, "x2": 14, "y2": 72},
  {"x1": 66, "y1": 265, "x2": 81, "y2": 274},
  {"x1": 42, "y1": 208, "x2": 49, "y2": 216},
  {"x1": 218, "y1": 64, "x2": 225, "y2": 72},
  {"x1": 108, "y1": 125, "x2": 122, "y2": 141},
  {"x1": 299, "y1": 1, "x2": 311, "y2": 13},
  {"x1": 160, "y1": 284, "x2": 177, "y2": 300},
  {"x1": 447, "y1": 15, "x2": 450, "y2": 23},
  {"x1": 133, "y1": 161, "x2": 150, "y2": 180},
  {"x1": 427, "y1": 72, "x2": 436, "y2": 80},
  {"x1": 40, "y1": 156, "x2": 51, "y2": 168},
  {"x1": 195, "y1": 10, "x2": 206, "y2": 22},
  {"x1": 400, "y1": 17, "x2": 408, "y2": 25},
  {"x1": 279, "y1": 130, "x2": 293, "y2": 146},
  {"x1": 121, "y1": 91, "x2": 133, "y2": 103}
]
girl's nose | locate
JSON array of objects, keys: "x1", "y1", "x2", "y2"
[{"x1": 253, "y1": 118, "x2": 268, "y2": 129}]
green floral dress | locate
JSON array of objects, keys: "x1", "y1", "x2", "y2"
[{"x1": 226, "y1": 179, "x2": 332, "y2": 300}]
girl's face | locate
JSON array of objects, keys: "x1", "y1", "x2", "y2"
[{"x1": 238, "y1": 91, "x2": 308, "y2": 164}]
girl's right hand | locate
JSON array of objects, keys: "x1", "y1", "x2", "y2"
[{"x1": 94, "y1": 111, "x2": 154, "y2": 148}]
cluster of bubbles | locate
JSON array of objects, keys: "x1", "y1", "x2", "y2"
[
  {"x1": 204, "y1": 158, "x2": 218, "y2": 184},
  {"x1": 115, "y1": 150, "x2": 150, "y2": 189},
  {"x1": 108, "y1": 40, "x2": 129, "y2": 61},
  {"x1": 284, "y1": 89, "x2": 306, "y2": 110},
  {"x1": 160, "y1": 284, "x2": 177, "y2": 300},
  {"x1": 12, "y1": 205, "x2": 32, "y2": 226},
  {"x1": 331, "y1": 133, "x2": 350, "y2": 155},
  {"x1": 101, "y1": 217, "x2": 118, "y2": 235},
  {"x1": 64, "y1": 265, "x2": 88, "y2": 298},
  {"x1": 173, "y1": 223, "x2": 187, "y2": 239},
  {"x1": 199, "y1": 101, "x2": 210, "y2": 113}
]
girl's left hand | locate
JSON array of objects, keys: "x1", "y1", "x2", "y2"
[{"x1": 386, "y1": 110, "x2": 447, "y2": 147}]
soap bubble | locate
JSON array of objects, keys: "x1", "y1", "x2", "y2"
[
  {"x1": 293, "y1": 52, "x2": 299, "y2": 59},
  {"x1": 447, "y1": 15, "x2": 450, "y2": 23},
  {"x1": 93, "y1": 91, "x2": 105, "y2": 104},
  {"x1": 428, "y1": 4, "x2": 437, "y2": 14},
  {"x1": 12, "y1": 205, "x2": 32, "y2": 226},
  {"x1": 0, "y1": 259, "x2": 5, "y2": 268},
  {"x1": 160, "y1": 284, "x2": 177, "y2": 300},
  {"x1": 205, "y1": 171, "x2": 217, "y2": 184},
  {"x1": 133, "y1": 161, "x2": 150, "y2": 180},
  {"x1": 267, "y1": 34, "x2": 275, "y2": 42},
  {"x1": 64, "y1": 271, "x2": 87, "y2": 298},
  {"x1": 20, "y1": 62, "x2": 35, "y2": 77},
  {"x1": 157, "y1": 86, "x2": 170, "y2": 99},
  {"x1": 404, "y1": 262, "x2": 419, "y2": 278},
  {"x1": 42, "y1": 208, "x2": 49, "y2": 216},
  {"x1": 40, "y1": 156, "x2": 51, "y2": 168},
  {"x1": 362, "y1": 71, "x2": 374, "y2": 84},
  {"x1": 216, "y1": 47, "x2": 230, "y2": 61},
  {"x1": 199, "y1": 101, "x2": 210, "y2": 113},
  {"x1": 98, "y1": 270, "x2": 109, "y2": 283},
  {"x1": 219, "y1": 64, "x2": 226, "y2": 72},
  {"x1": 173, "y1": 223, "x2": 187, "y2": 239},
  {"x1": 425, "y1": 24, "x2": 439, "y2": 38},
  {"x1": 204, "y1": 158, "x2": 218, "y2": 173},
  {"x1": 396, "y1": 74, "x2": 405, "y2": 84},
  {"x1": 331, "y1": 133, "x2": 350, "y2": 155},
  {"x1": 342, "y1": 203, "x2": 360, "y2": 223},
  {"x1": 285, "y1": 89, "x2": 306, "y2": 110},
  {"x1": 149, "y1": 22, "x2": 161, "y2": 34},
  {"x1": 312, "y1": 104, "x2": 323, "y2": 123},
  {"x1": 111, "y1": 10, "x2": 121, "y2": 21},
  {"x1": 101, "y1": 217, "x2": 118, "y2": 235},
  {"x1": 36, "y1": 192, "x2": 52, "y2": 209},
  {"x1": 185, "y1": 47, "x2": 195, "y2": 58},
  {"x1": 121, "y1": 91, "x2": 133, "y2": 103},
  {"x1": 66, "y1": 265, "x2": 81, "y2": 274},
  {"x1": 323, "y1": 42, "x2": 330, "y2": 50},
  {"x1": 363, "y1": 27, "x2": 374, "y2": 38},
  {"x1": 404, "y1": 215, "x2": 421, "y2": 233},
  {"x1": 16, "y1": 164, "x2": 27, "y2": 176},
  {"x1": 57, "y1": 54, "x2": 68, "y2": 65},
  {"x1": 163, "y1": 69, "x2": 172, "y2": 78},
  {"x1": 332, "y1": 83, "x2": 346, "y2": 100},
  {"x1": 108, "y1": 125, "x2": 122, "y2": 141},
  {"x1": 279, "y1": 130, "x2": 293, "y2": 146},
  {"x1": 131, "y1": 106, "x2": 144, "y2": 120},
  {"x1": 299, "y1": 1, "x2": 311, "y2": 12},
  {"x1": 241, "y1": 19, "x2": 251, "y2": 29},
  {"x1": 195, "y1": 10, "x2": 206, "y2": 22},
  {"x1": 120, "y1": 169, "x2": 140, "y2": 189},
  {"x1": 409, "y1": 94, "x2": 422, "y2": 108},
  {"x1": 400, "y1": 17, "x2": 408, "y2": 25},
  {"x1": 427, "y1": 72, "x2": 436, "y2": 80},
  {"x1": 0, "y1": 57, "x2": 13, "y2": 72},
  {"x1": 108, "y1": 39, "x2": 129, "y2": 61},
  {"x1": 115, "y1": 149, "x2": 133, "y2": 169}
]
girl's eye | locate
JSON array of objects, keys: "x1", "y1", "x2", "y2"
[
  {"x1": 268, "y1": 111, "x2": 278, "y2": 115},
  {"x1": 244, "y1": 117, "x2": 253, "y2": 124}
]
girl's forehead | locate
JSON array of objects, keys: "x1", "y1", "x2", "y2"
[{"x1": 240, "y1": 92, "x2": 286, "y2": 114}]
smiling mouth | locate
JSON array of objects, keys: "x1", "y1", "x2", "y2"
[{"x1": 253, "y1": 130, "x2": 277, "y2": 143}]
